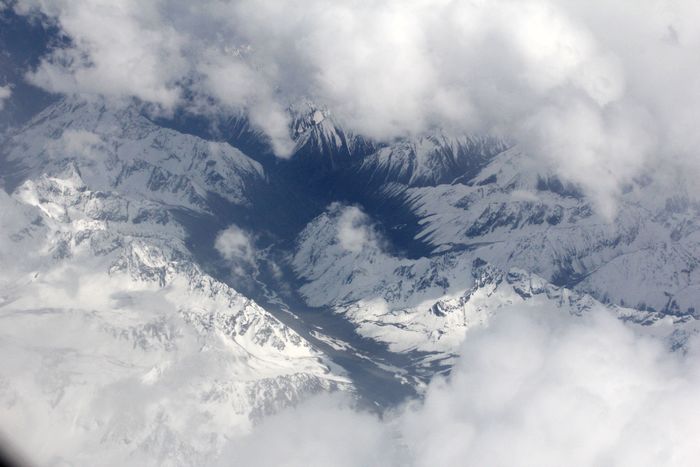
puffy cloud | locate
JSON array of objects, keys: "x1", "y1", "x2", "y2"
[
  {"x1": 335, "y1": 205, "x2": 380, "y2": 253},
  {"x1": 0, "y1": 85, "x2": 11, "y2": 110},
  {"x1": 11, "y1": 1, "x2": 700, "y2": 209},
  {"x1": 400, "y1": 309, "x2": 700, "y2": 467},
  {"x1": 226, "y1": 307, "x2": 700, "y2": 467},
  {"x1": 215, "y1": 224, "x2": 255, "y2": 264},
  {"x1": 15, "y1": 0, "x2": 185, "y2": 109}
]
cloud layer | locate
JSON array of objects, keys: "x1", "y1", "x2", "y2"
[
  {"x1": 11, "y1": 0, "x2": 700, "y2": 210},
  {"x1": 226, "y1": 307, "x2": 700, "y2": 467}
]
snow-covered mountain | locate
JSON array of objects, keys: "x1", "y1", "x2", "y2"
[
  {"x1": 357, "y1": 133, "x2": 507, "y2": 187},
  {"x1": 4, "y1": 98, "x2": 266, "y2": 210},
  {"x1": 1, "y1": 89, "x2": 699, "y2": 466},
  {"x1": 267, "y1": 105, "x2": 700, "y2": 319},
  {"x1": 288, "y1": 105, "x2": 379, "y2": 171},
  {"x1": 399, "y1": 147, "x2": 700, "y2": 315},
  {"x1": 0, "y1": 99, "x2": 351, "y2": 466},
  {"x1": 292, "y1": 203, "x2": 697, "y2": 368}
]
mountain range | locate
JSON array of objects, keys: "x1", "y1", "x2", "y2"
[{"x1": 1, "y1": 94, "x2": 697, "y2": 465}]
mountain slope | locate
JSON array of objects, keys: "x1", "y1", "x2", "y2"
[
  {"x1": 292, "y1": 203, "x2": 698, "y2": 367},
  {"x1": 4, "y1": 98, "x2": 265, "y2": 209},
  {"x1": 399, "y1": 147, "x2": 700, "y2": 314},
  {"x1": 0, "y1": 100, "x2": 350, "y2": 466},
  {"x1": 357, "y1": 132, "x2": 507, "y2": 187}
]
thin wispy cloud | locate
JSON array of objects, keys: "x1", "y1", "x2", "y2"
[{"x1": 0, "y1": 84, "x2": 11, "y2": 110}]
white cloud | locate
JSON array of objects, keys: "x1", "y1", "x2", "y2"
[
  {"x1": 0, "y1": 85, "x2": 11, "y2": 110},
  {"x1": 49, "y1": 129, "x2": 103, "y2": 160},
  {"x1": 219, "y1": 395, "x2": 397, "y2": 467},
  {"x1": 226, "y1": 307, "x2": 700, "y2": 467},
  {"x1": 335, "y1": 205, "x2": 379, "y2": 253},
  {"x1": 215, "y1": 224, "x2": 255, "y2": 264},
  {"x1": 11, "y1": 1, "x2": 700, "y2": 209},
  {"x1": 400, "y1": 309, "x2": 700, "y2": 467},
  {"x1": 15, "y1": 0, "x2": 185, "y2": 110}
]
